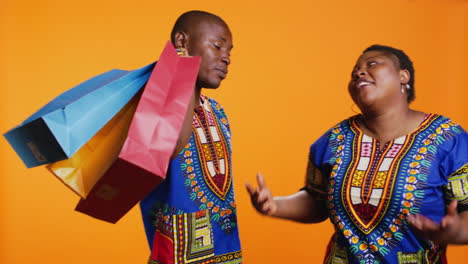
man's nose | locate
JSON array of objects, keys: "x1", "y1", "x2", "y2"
[{"x1": 221, "y1": 52, "x2": 230, "y2": 65}]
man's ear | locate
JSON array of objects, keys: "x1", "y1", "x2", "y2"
[
  {"x1": 174, "y1": 31, "x2": 188, "y2": 49},
  {"x1": 399, "y1": 69, "x2": 410, "y2": 84}
]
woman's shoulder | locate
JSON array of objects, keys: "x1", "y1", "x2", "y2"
[
  {"x1": 324, "y1": 115, "x2": 357, "y2": 136},
  {"x1": 421, "y1": 114, "x2": 468, "y2": 156},
  {"x1": 425, "y1": 113, "x2": 467, "y2": 135},
  {"x1": 311, "y1": 116, "x2": 356, "y2": 148}
]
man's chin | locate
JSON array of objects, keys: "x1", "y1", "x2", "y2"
[
  {"x1": 204, "y1": 86, "x2": 221, "y2": 90},
  {"x1": 198, "y1": 80, "x2": 222, "y2": 89}
]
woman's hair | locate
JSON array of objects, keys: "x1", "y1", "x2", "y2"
[{"x1": 364, "y1": 45, "x2": 415, "y2": 103}]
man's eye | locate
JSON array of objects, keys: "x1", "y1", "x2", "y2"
[
  {"x1": 212, "y1": 43, "x2": 221, "y2": 49},
  {"x1": 368, "y1": 61, "x2": 377, "y2": 66}
]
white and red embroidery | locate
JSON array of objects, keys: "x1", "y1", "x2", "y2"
[{"x1": 192, "y1": 101, "x2": 231, "y2": 201}]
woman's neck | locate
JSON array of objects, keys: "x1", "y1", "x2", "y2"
[{"x1": 359, "y1": 107, "x2": 424, "y2": 146}]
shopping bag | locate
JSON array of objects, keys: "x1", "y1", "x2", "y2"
[
  {"x1": 75, "y1": 41, "x2": 201, "y2": 223},
  {"x1": 4, "y1": 63, "x2": 154, "y2": 168},
  {"x1": 46, "y1": 92, "x2": 141, "y2": 198}
]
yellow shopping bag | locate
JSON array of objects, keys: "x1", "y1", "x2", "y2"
[{"x1": 47, "y1": 92, "x2": 141, "y2": 198}]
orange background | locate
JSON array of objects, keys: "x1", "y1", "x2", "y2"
[{"x1": 1, "y1": 0, "x2": 467, "y2": 263}]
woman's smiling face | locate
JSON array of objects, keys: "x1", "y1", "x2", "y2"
[{"x1": 348, "y1": 50, "x2": 409, "y2": 110}]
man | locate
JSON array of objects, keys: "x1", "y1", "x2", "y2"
[{"x1": 140, "y1": 11, "x2": 242, "y2": 264}]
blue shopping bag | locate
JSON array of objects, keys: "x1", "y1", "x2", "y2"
[{"x1": 4, "y1": 63, "x2": 155, "y2": 168}]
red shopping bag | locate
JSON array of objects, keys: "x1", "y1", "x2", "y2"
[{"x1": 75, "y1": 42, "x2": 200, "y2": 223}]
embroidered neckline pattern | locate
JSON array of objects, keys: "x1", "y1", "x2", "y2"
[
  {"x1": 193, "y1": 101, "x2": 232, "y2": 201},
  {"x1": 342, "y1": 115, "x2": 435, "y2": 234},
  {"x1": 181, "y1": 97, "x2": 237, "y2": 234}
]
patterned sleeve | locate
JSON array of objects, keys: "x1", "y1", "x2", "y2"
[
  {"x1": 302, "y1": 130, "x2": 333, "y2": 199},
  {"x1": 442, "y1": 127, "x2": 468, "y2": 213}
]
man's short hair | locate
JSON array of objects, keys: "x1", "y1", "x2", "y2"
[{"x1": 170, "y1": 10, "x2": 227, "y2": 43}]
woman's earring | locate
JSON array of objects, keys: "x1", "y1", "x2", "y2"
[
  {"x1": 401, "y1": 86, "x2": 405, "y2": 94},
  {"x1": 406, "y1": 84, "x2": 411, "y2": 90},
  {"x1": 176, "y1": 48, "x2": 188, "y2": 56}
]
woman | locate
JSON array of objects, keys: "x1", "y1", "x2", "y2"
[{"x1": 246, "y1": 45, "x2": 468, "y2": 263}]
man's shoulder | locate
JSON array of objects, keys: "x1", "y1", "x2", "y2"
[{"x1": 202, "y1": 95, "x2": 225, "y2": 112}]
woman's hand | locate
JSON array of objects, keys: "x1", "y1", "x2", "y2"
[
  {"x1": 408, "y1": 200, "x2": 468, "y2": 244},
  {"x1": 245, "y1": 172, "x2": 277, "y2": 216},
  {"x1": 246, "y1": 172, "x2": 328, "y2": 223}
]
